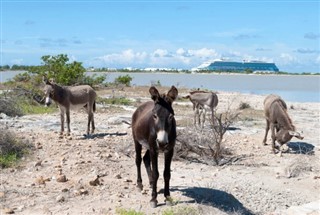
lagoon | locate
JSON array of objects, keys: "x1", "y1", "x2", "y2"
[
  {"x1": 1, "y1": 71, "x2": 319, "y2": 103},
  {"x1": 97, "y1": 72, "x2": 320, "y2": 103}
]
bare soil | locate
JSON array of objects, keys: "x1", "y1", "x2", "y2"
[{"x1": 1, "y1": 86, "x2": 319, "y2": 215}]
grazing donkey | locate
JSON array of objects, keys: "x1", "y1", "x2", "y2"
[
  {"x1": 132, "y1": 86, "x2": 178, "y2": 208},
  {"x1": 262, "y1": 94, "x2": 303, "y2": 153},
  {"x1": 43, "y1": 77, "x2": 97, "y2": 136},
  {"x1": 184, "y1": 91, "x2": 218, "y2": 128}
]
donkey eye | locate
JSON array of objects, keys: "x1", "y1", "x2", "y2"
[
  {"x1": 168, "y1": 114, "x2": 174, "y2": 121},
  {"x1": 153, "y1": 114, "x2": 157, "y2": 120}
]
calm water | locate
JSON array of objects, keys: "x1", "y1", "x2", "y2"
[{"x1": 1, "y1": 71, "x2": 319, "y2": 103}]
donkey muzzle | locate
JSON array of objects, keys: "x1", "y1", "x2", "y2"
[
  {"x1": 156, "y1": 130, "x2": 169, "y2": 150},
  {"x1": 45, "y1": 97, "x2": 51, "y2": 107}
]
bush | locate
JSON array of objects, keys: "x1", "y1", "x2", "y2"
[
  {"x1": 0, "y1": 129, "x2": 33, "y2": 168},
  {"x1": 239, "y1": 102, "x2": 251, "y2": 110},
  {"x1": 114, "y1": 75, "x2": 133, "y2": 86},
  {"x1": 0, "y1": 98, "x2": 23, "y2": 117}
]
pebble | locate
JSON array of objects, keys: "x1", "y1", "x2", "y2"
[{"x1": 56, "y1": 195, "x2": 65, "y2": 203}]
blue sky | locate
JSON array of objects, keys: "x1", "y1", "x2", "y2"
[{"x1": 1, "y1": 0, "x2": 319, "y2": 73}]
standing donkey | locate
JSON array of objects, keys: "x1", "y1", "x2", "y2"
[
  {"x1": 43, "y1": 77, "x2": 97, "y2": 136},
  {"x1": 184, "y1": 91, "x2": 218, "y2": 128},
  {"x1": 132, "y1": 86, "x2": 178, "y2": 208}
]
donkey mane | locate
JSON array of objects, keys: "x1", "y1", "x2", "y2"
[
  {"x1": 273, "y1": 99, "x2": 295, "y2": 131},
  {"x1": 158, "y1": 95, "x2": 174, "y2": 115},
  {"x1": 51, "y1": 84, "x2": 67, "y2": 104}
]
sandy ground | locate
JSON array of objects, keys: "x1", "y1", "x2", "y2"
[{"x1": 0, "y1": 86, "x2": 319, "y2": 215}]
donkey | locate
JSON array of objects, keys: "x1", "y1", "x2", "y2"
[
  {"x1": 184, "y1": 91, "x2": 218, "y2": 128},
  {"x1": 262, "y1": 94, "x2": 303, "y2": 153},
  {"x1": 43, "y1": 77, "x2": 97, "y2": 136},
  {"x1": 131, "y1": 86, "x2": 178, "y2": 208}
]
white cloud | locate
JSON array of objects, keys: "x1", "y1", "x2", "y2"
[
  {"x1": 95, "y1": 49, "x2": 147, "y2": 65},
  {"x1": 279, "y1": 53, "x2": 298, "y2": 65},
  {"x1": 11, "y1": 58, "x2": 24, "y2": 65},
  {"x1": 91, "y1": 48, "x2": 221, "y2": 69},
  {"x1": 315, "y1": 55, "x2": 320, "y2": 64}
]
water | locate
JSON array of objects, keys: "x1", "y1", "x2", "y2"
[
  {"x1": 99, "y1": 72, "x2": 320, "y2": 103},
  {"x1": 1, "y1": 71, "x2": 319, "y2": 103}
]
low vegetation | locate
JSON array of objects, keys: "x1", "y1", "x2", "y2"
[{"x1": 0, "y1": 129, "x2": 33, "y2": 168}]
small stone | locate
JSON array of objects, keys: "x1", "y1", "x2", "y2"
[
  {"x1": 34, "y1": 160, "x2": 42, "y2": 167},
  {"x1": 114, "y1": 174, "x2": 122, "y2": 179},
  {"x1": 2, "y1": 208, "x2": 14, "y2": 214},
  {"x1": 56, "y1": 195, "x2": 65, "y2": 203},
  {"x1": 0, "y1": 192, "x2": 5, "y2": 198},
  {"x1": 56, "y1": 175, "x2": 67, "y2": 183}
]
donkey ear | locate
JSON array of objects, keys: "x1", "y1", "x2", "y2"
[
  {"x1": 43, "y1": 76, "x2": 51, "y2": 85},
  {"x1": 167, "y1": 86, "x2": 178, "y2": 101},
  {"x1": 49, "y1": 78, "x2": 55, "y2": 84},
  {"x1": 149, "y1": 86, "x2": 160, "y2": 102},
  {"x1": 289, "y1": 130, "x2": 304, "y2": 140}
]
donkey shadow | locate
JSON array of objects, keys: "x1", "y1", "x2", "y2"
[
  {"x1": 170, "y1": 186, "x2": 254, "y2": 215},
  {"x1": 287, "y1": 141, "x2": 315, "y2": 155},
  {"x1": 80, "y1": 132, "x2": 127, "y2": 139}
]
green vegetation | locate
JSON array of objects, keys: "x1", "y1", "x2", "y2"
[
  {"x1": 115, "y1": 208, "x2": 144, "y2": 215},
  {"x1": 114, "y1": 75, "x2": 133, "y2": 86},
  {"x1": 162, "y1": 206, "x2": 200, "y2": 215},
  {"x1": 115, "y1": 205, "x2": 200, "y2": 215},
  {"x1": 96, "y1": 96, "x2": 132, "y2": 106},
  {"x1": 238, "y1": 102, "x2": 251, "y2": 110},
  {"x1": 0, "y1": 129, "x2": 33, "y2": 168}
]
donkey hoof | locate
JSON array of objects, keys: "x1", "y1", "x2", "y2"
[
  {"x1": 136, "y1": 184, "x2": 143, "y2": 192},
  {"x1": 150, "y1": 200, "x2": 157, "y2": 208}
]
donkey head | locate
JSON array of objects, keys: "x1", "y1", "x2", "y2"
[
  {"x1": 42, "y1": 76, "x2": 55, "y2": 107},
  {"x1": 149, "y1": 86, "x2": 178, "y2": 151},
  {"x1": 276, "y1": 129, "x2": 304, "y2": 145}
]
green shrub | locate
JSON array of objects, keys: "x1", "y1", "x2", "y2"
[
  {"x1": 239, "y1": 102, "x2": 251, "y2": 110},
  {"x1": 114, "y1": 75, "x2": 133, "y2": 86},
  {"x1": 0, "y1": 129, "x2": 33, "y2": 168},
  {"x1": 0, "y1": 98, "x2": 23, "y2": 117},
  {"x1": 96, "y1": 97, "x2": 132, "y2": 106},
  {"x1": 115, "y1": 208, "x2": 144, "y2": 215}
]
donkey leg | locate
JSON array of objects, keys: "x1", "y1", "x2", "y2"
[
  {"x1": 211, "y1": 108, "x2": 215, "y2": 126},
  {"x1": 262, "y1": 120, "x2": 270, "y2": 145},
  {"x1": 270, "y1": 123, "x2": 277, "y2": 153},
  {"x1": 150, "y1": 149, "x2": 159, "y2": 208},
  {"x1": 143, "y1": 150, "x2": 153, "y2": 187},
  {"x1": 87, "y1": 112, "x2": 94, "y2": 135},
  {"x1": 59, "y1": 109, "x2": 65, "y2": 135},
  {"x1": 164, "y1": 148, "x2": 174, "y2": 206},
  {"x1": 201, "y1": 109, "x2": 206, "y2": 128},
  {"x1": 91, "y1": 112, "x2": 95, "y2": 134},
  {"x1": 134, "y1": 141, "x2": 143, "y2": 191},
  {"x1": 66, "y1": 109, "x2": 71, "y2": 136},
  {"x1": 194, "y1": 108, "x2": 199, "y2": 127}
]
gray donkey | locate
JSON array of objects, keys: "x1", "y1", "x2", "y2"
[
  {"x1": 263, "y1": 94, "x2": 303, "y2": 153},
  {"x1": 43, "y1": 77, "x2": 97, "y2": 136},
  {"x1": 184, "y1": 91, "x2": 218, "y2": 128}
]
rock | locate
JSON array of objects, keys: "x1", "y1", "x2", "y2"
[
  {"x1": 2, "y1": 208, "x2": 14, "y2": 214},
  {"x1": 56, "y1": 175, "x2": 67, "y2": 183},
  {"x1": 56, "y1": 195, "x2": 65, "y2": 203},
  {"x1": 89, "y1": 176, "x2": 101, "y2": 186},
  {"x1": 34, "y1": 160, "x2": 42, "y2": 167},
  {"x1": 0, "y1": 192, "x2": 5, "y2": 198}
]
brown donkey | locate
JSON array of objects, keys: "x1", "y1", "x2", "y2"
[
  {"x1": 132, "y1": 86, "x2": 178, "y2": 208},
  {"x1": 263, "y1": 94, "x2": 303, "y2": 153},
  {"x1": 43, "y1": 77, "x2": 97, "y2": 136}
]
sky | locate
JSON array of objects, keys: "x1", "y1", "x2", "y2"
[{"x1": 1, "y1": 0, "x2": 319, "y2": 73}]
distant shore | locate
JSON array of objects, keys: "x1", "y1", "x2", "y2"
[{"x1": 1, "y1": 70, "x2": 319, "y2": 103}]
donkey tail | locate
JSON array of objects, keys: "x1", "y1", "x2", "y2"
[{"x1": 93, "y1": 101, "x2": 96, "y2": 112}]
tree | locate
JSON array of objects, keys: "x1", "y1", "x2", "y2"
[{"x1": 38, "y1": 54, "x2": 86, "y2": 85}]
